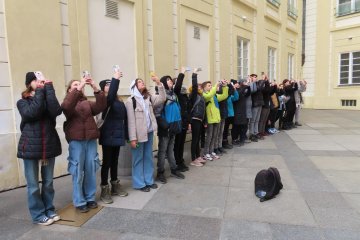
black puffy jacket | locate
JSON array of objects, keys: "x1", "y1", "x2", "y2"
[
  {"x1": 99, "y1": 78, "x2": 128, "y2": 146},
  {"x1": 189, "y1": 73, "x2": 205, "y2": 121},
  {"x1": 251, "y1": 80, "x2": 265, "y2": 107},
  {"x1": 17, "y1": 84, "x2": 62, "y2": 160},
  {"x1": 233, "y1": 85, "x2": 251, "y2": 125}
]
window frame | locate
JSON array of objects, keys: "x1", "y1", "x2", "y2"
[
  {"x1": 268, "y1": 47, "x2": 277, "y2": 81},
  {"x1": 337, "y1": 0, "x2": 360, "y2": 17},
  {"x1": 338, "y1": 51, "x2": 360, "y2": 85},
  {"x1": 237, "y1": 37, "x2": 250, "y2": 80},
  {"x1": 288, "y1": 53, "x2": 295, "y2": 79}
]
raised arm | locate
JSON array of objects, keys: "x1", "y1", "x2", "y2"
[
  {"x1": 216, "y1": 85, "x2": 229, "y2": 102},
  {"x1": 203, "y1": 84, "x2": 218, "y2": 102},
  {"x1": 174, "y1": 70, "x2": 185, "y2": 95},
  {"x1": 190, "y1": 73, "x2": 198, "y2": 105},
  {"x1": 61, "y1": 90, "x2": 82, "y2": 119},
  {"x1": 17, "y1": 88, "x2": 45, "y2": 122},
  {"x1": 89, "y1": 91, "x2": 107, "y2": 116},
  {"x1": 44, "y1": 82, "x2": 62, "y2": 118},
  {"x1": 107, "y1": 78, "x2": 120, "y2": 106}
]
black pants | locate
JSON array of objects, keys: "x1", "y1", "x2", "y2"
[
  {"x1": 268, "y1": 108, "x2": 278, "y2": 128},
  {"x1": 284, "y1": 108, "x2": 296, "y2": 127},
  {"x1": 223, "y1": 117, "x2": 234, "y2": 142},
  {"x1": 101, "y1": 145, "x2": 120, "y2": 186},
  {"x1": 239, "y1": 122, "x2": 248, "y2": 142},
  {"x1": 276, "y1": 110, "x2": 284, "y2": 129},
  {"x1": 191, "y1": 119, "x2": 202, "y2": 160},
  {"x1": 200, "y1": 123, "x2": 205, "y2": 148},
  {"x1": 174, "y1": 128, "x2": 187, "y2": 165},
  {"x1": 232, "y1": 121, "x2": 248, "y2": 142}
]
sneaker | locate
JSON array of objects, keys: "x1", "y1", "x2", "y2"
[
  {"x1": 222, "y1": 142, "x2": 233, "y2": 149},
  {"x1": 190, "y1": 160, "x2": 203, "y2": 167},
  {"x1": 232, "y1": 140, "x2": 240, "y2": 146},
  {"x1": 250, "y1": 135, "x2": 258, "y2": 142},
  {"x1": 197, "y1": 157, "x2": 207, "y2": 163},
  {"x1": 244, "y1": 138, "x2": 252, "y2": 143},
  {"x1": 110, "y1": 180, "x2": 128, "y2": 197},
  {"x1": 176, "y1": 163, "x2": 190, "y2": 172},
  {"x1": 156, "y1": 172, "x2": 167, "y2": 184},
  {"x1": 138, "y1": 186, "x2": 150, "y2": 192},
  {"x1": 87, "y1": 201, "x2": 98, "y2": 209},
  {"x1": 236, "y1": 141, "x2": 245, "y2": 147},
  {"x1": 295, "y1": 122, "x2": 302, "y2": 126},
  {"x1": 211, "y1": 152, "x2": 220, "y2": 159},
  {"x1": 203, "y1": 154, "x2": 213, "y2": 161},
  {"x1": 37, "y1": 216, "x2": 54, "y2": 226},
  {"x1": 219, "y1": 147, "x2": 227, "y2": 154},
  {"x1": 256, "y1": 134, "x2": 264, "y2": 140},
  {"x1": 214, "y1": 148, "x2": 222, "y2": 156},
  {"x1": 146, "y1": 183, "x2": 158, "y2": 189},
  {"x1": 48, "y1": 213, "x2": 61, "y2": 222},
  {"x1": 76, "y1": 205, "x2": 89, "y2": 213},
  {"x1": 171, "y1": 170, "x2": 185, "y2": 179}
]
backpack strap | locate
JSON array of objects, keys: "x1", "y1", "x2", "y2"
[{"x1": 132, "y1": 96, "x2": 136, "y2": 110}]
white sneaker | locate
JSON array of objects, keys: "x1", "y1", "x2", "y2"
[
  {"x1": 49, "y1": 213, "x2": 61, "y2": 222},
  {"x1": 37, "y1": 216, "x2": 54, "y2": 226},
  {"x1": 211, "y1": 152, "x2": 220, "y2": 159},
  {"x1": 203, "y1": 154, "x2": 213, "y2": 161}
]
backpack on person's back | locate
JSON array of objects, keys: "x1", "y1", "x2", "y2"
[{"x1": 254, "y1": 167, "x2": 283, "y2": 202}]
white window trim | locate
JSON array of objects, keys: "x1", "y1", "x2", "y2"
[
  {"x1": 338, "y1": 51, "x2": 360, "y2": 85},
  {"x1": 237, "y1": 37, "x2": 250, "y2": 80},
  {"x1": 288, "y1": 53, "x2": 294, "y2": 79},
  {"x1": 337, "y1": 0, "x2": 360, "y2": 16},
  {"x1": 268, "y1": 47, "x2": 277, "y2": 81}
]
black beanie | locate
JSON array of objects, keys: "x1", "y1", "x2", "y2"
[
  {"x1": 25, "y1": 72, "x2": 36, "y2": 86},
  {"x1": 160, "y1": 75, "x2": 172, "y2": 90},
  {"x1": 99, "y1": 79, "x2": 111, "y2": 91},
  {"x1": 230, "y1": 79, "x2": 237, "y2": 85}
]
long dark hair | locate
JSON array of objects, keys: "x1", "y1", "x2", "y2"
[{"x1": 21, "y1": 86, "x2": 33, "y2": 99}]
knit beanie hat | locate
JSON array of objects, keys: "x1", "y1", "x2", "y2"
[
  {"x1": 25, "y1": 72, "x2": 36, "y2": 86},
  {"x1": 99, "y1": 79, "x2": 111, "y2": 91},
  {"x1": 160, "y1": 75, "x2": 172, "y2": 90}
]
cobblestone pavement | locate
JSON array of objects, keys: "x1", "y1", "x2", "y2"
[{"x1": 1, "y1": 109, "x2": 360, "y2": 240}]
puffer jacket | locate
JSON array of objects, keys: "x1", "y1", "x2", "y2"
[
  {"x1": 233, "y1": 85, "x2": 251, "y2": 125},
  {"x1": 99, "y1": 78, "x2": 128, "y2": 146},
  {"x1": 61, "y1": 89, "x2": 107, "y2": 142},
  {"x1": 203, "y1": 84, "x2": 228, "y2": 124},
  {"x1": 227, "y1": 85, "x2": 239, "y2": 117},
  {"x1": 17, "y1": 83, "x2": 62, "y2": 160},
  {"x1": 251, "y1": 80, "x2": 265, "y2": 107},
  {"x1": 218, "y1": 85, "x2": 230, "y2": 119}
]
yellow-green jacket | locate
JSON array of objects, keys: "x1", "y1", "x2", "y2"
[{"x1": 202, "y1": 85, "x2": 228, "y2": 124}]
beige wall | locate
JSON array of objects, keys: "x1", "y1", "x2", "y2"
[
  {"x1": 303, "y1": 0, "x2": 360, "y2": 110},
  {"x1": 0, "y1": 0, "x2": 303, "y2": 191}
]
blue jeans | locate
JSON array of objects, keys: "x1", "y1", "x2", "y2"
[
  {"x1": 131, "y1": 132, "x2": 154, "y2": 189},
  {"x1": 67, "y1": 140, "x2": 100, "y2": 207},
  {"x1": 23, "y1": 158, "x2": 56, "y2": 223}
]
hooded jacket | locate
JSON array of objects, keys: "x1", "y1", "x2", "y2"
[
  {"x1": 203, "y1": 83, "x2": 228, "y2": 124},
  {"x1": 189, "y1": 73, "x2": 206, "y2": 121}
]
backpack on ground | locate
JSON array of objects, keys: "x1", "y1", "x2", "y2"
[
  {"x1": 161, "y1": 98, "x2": 182, "y2": 135},
  {"x1": 254, "y1": 167, "x2": 283, "y2": 202}
]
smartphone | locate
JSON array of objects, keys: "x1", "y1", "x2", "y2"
[
  {"x1": 197, "y1": 67, "x2": 202, "y2": 72},
  {"x1": 185, "y1": 67, "x2": 191, "y2": 72},
  {"x1": 34, "y1": 71, "x2": 45, "y2": 81},
  {"x1": 113, "y1": 65, "x2": 120, "y2": 73},
  {"x1": 150, "y1": 71, "x2": 156, "y2": 77},
  {"x1": 82, "y1": 70, "x2": 91, "y2": 79}
]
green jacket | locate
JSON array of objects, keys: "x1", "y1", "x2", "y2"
[{"x1": 203, "y1": 85, "x2": 228, "y2": 124}]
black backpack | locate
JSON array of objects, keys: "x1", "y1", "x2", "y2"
[{"x1": 254, "y1": 167, "x2": 283, "y2": 202}]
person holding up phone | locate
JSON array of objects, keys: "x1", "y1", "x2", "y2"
[
  {"x1": 17, "y1": 72, "x2": 62, "y2": 225},
  {"x1": 125, "y1": 74, "x2": 166, "y2": 192},
  {"x1": 98, "y1": 68, "x2": 129, "y2": 204},
  {"x1": 61, "y1": 73, "x2": 107, "y2": 213}
]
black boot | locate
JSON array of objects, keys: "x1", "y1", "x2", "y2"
[{"x1": 156, "y1": 171, "x2": 167, "y2": 184}]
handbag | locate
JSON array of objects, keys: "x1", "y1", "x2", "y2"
[{"x1": 96, "y1": 106, "x2": 111, "y2": 128}]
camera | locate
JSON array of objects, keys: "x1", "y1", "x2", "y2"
[{"x1": 34, "y1": 71, "x2": 45, "y2": 81}]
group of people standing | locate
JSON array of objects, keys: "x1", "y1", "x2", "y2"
[{"x1": 17, "y1": 68, "x2": 306, "y2": 226}]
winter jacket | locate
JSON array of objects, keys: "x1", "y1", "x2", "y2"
[
  {"x1": 62, "y1": 89, "x2": 107, "y2": 142},
  {"x1": 233, "y1": 85, "x2": 251, "y2": 125},
  {"x1": 125, "y1": 84, "x2": 166, "y2": 142},
  {"x1": 284, "y1": 82, "x2": 298, "y2": 111},
  {"x1": 189, "y1": 73, "x2": 206, "y2": 121},
  {"x1": 156, "y1": 73, "x2": 185, "y2": 137},
  {"x1": 17, "y1": 83, "x2": 62, "y2": 160},
  {"x1": 99, "y1": 78, "x2": 128, "y2": 146},
  {"x1": 246, "y1": 82, "x2": 257, "y2": 118},
  {"x1": 262, "y1": 81, "x2": 277, "y2": 109},
  {"x1": 203, "y1": 84, "x2": 228, "y2": 124},
  {"x1": 218, "y1": 85, "x2": 230, "y2": 119},
  {"x1": 227, "y1": 85, "x2": 239, "y2": 117},
  {"x1": 251, "y1": 80, "x2": 265, "y2": 107}
]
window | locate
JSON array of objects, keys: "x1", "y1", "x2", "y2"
[
  {"x1": 337, "y1": 0, "x2": 360, "y2": 16},
  {"x1": 267, "y1": 0, "x2": 281, "y2": 8},
  {"x1": 339, "y1": 51, "x2": 360, "y2": 85},
  {"x1": 288, "y1": 54, "x2": 295, "y2": 79},
  {"x1": 288, "y1": 0, "x2": 298, "y2": 19},
  {"x1": 237, "y1": 38, "x2": 250, "y2": 80},
  {"x1": 268, "y1": 47, "x2": 276, "y2": 81}
]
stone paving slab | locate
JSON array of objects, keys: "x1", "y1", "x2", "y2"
[
  {"x1": 143, "y1": 183, "x2": 227, "y2": 218},
  {"x1": 178, "y1": 165, "x2": 231, "y2": 187},
  {"x1": 309, "y1": 156, "x2": 360, "y2": 171},
  {"x1": 321, "y1": 170, "x2": 360, "y2": 193},
  {"x1": 219, "y1": 219, "x2": 272, "y2": 240},
  {"x1": 306, "y1": 123, "x2": 340, "y2": 128},
  {"x1": 270, "y1": 224, "x2": 326, "y2": 240},
  {"x1": 302, "y1": 191, "x2": 353, "y2": 209},
  {"x1": 296, "y1": 141, "x2": 347, "y2": 151},
  {"x1": 224, "y1": 188, "x2": 316, "y2": 226},
  {"x1": 0, "y1": 217, "x2": 34, "y2": 240},
  {"x1": 232, "y1": 154, "x2": 288, "y2": 170},
  {"x1": 342, "y1": 193, "x2": 360, "y2": 214},
  {"x1": 323, "y1": 228, "x2": 360, "y2": 240}
]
